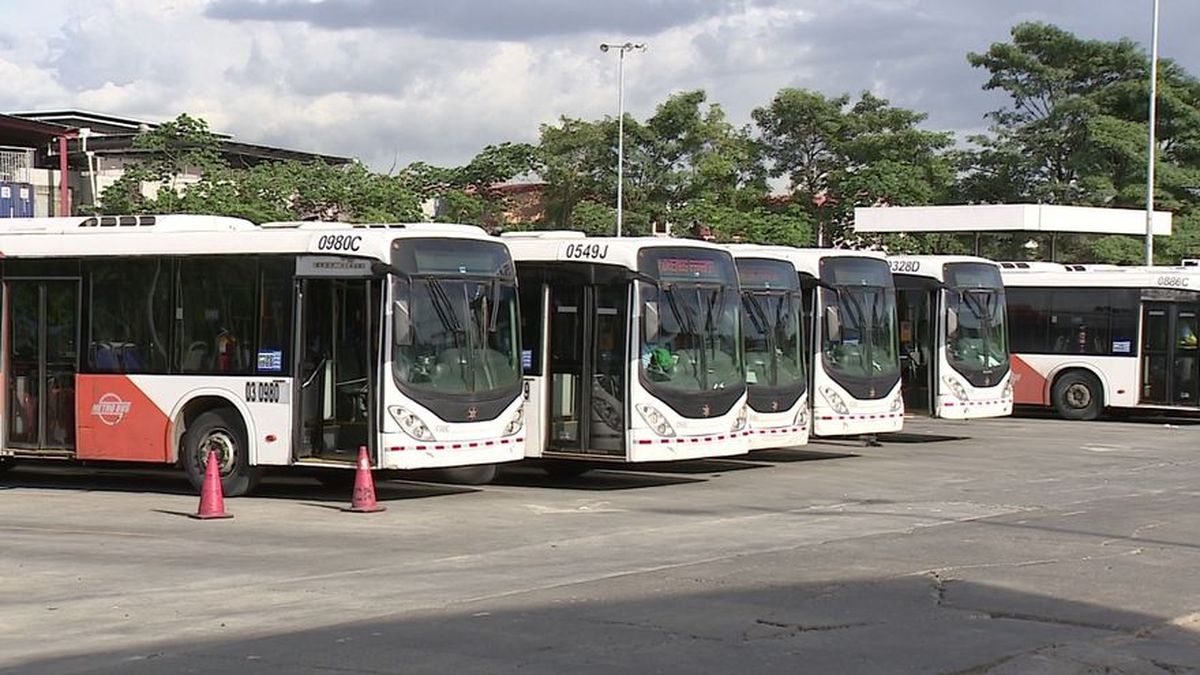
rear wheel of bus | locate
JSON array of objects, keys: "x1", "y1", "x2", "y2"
[
  {"x1": 182, "y1": 408, "x2": 261, "y2": 497},
  {"x1": 1052, "y1": 370, "x2": 1103, "y2": 421}
]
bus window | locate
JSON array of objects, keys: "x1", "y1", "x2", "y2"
[
  {"x1": 87, "y1": 258, "x2": 171, "y2": 374},
  {"x1": 257, "y1": 257, "x2": 293, "y2": 375},
  {"x1": 177, "y1": 257, "x2": 257, "y2": 374}
]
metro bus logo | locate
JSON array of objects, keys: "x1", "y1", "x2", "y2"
[{"x1": 91, "y1": 393, "x2": 132, "y2": 426}]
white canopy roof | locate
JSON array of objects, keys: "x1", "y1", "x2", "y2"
[{"x1": 854, "y1": 204, "x2": 1172, "y2": 236}]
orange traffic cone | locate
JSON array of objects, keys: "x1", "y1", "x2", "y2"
[
  {"x1": 191, "y1": 449, "x2": 233, "y2": 520},
  {"x1": 343, "y1": 445, "x2": 386, "y2": 513}
]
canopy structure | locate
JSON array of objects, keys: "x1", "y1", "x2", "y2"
[{"x1": 854, "y1": 204, "x2": 1172, "y2": 259}]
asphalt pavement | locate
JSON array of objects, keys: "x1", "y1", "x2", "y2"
[{"x1": 2, "y1": 415, "x2": 1198, "y2": 674}]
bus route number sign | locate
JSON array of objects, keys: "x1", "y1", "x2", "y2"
[
  {"x1": 1157, "y1": 275, "x2": 1190, "y2": 288},
  {"x1": 563, "y1": 243, "x2": 609, "y2": 260},
  {"x1": 245, "y1": 380, "x2": 284, "y2": 404},
  {"x1": 316, "y1": 234, "x2": 362, "y2": 252},
  {"x1": 889, "y1": 259, "x2": 920, "y2": 273}
]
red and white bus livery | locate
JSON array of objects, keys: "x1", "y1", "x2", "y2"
[
  {"x1": 1001, "y1": 262, "x2": 1200, "y2": 420},
  {"x1": 0, "y1": 215, "x2": 525, "y2": 494}
]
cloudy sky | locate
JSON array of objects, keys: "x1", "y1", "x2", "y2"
[{"x1": 2, "y1": 0, "x2": 1197, "y2": 171}]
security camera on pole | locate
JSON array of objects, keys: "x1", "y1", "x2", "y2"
[{"x1": 600, "y1": 41, "x2": 646, "y2": 237}]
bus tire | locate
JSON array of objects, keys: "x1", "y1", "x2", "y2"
[
  {"x1": 432, "y1": 464, "x2": 498, "y2": 485},
  {"x1": 541, "y1": 461, "x2": 592, "y2": 479},
  {"x1": 1052, "y1": 371, "x2": 1103, "y2": 421},
  {"x1": 182, "y1": 408, "x2": 261, "y2": 497},
  {"x1": 0, "y1": 457, "x2": 15, "y2": 474}
]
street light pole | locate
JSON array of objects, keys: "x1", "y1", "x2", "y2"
[
  {"x1": 600, "y1": 42, "x2": 645, "y2": 237},
  {"x1": 1145, "y1": 0, "x2": 1160, "y2": 265}
]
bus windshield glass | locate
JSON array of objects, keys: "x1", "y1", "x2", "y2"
[
  {"x1": 391, "y1": 239, "x2": 521, "y2": 396},
  {"x1": 737, "y1": 258, "x2": 805, "y2": 390},
  {"x1": 639, "y1": 248, "x2": 743, "y2": 395},
  {"x1": 944, "y1": 262, "x2": 1009, "y2": 381},
  {"x1": 819, "y1": 257, "x2": 899, "y2": 397}
]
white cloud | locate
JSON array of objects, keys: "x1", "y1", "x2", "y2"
[{"x1": 0, "y1": 0, "x2": 1196, "y2": 171}]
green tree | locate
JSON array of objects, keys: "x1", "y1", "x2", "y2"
[
  {"x1": 962, "y1": 22, "x2": 1200, "y2": 262},
  {"x1": 753, "y1": 89, "x2": 954, "y2": 246},
  {"x1": 96, "y1": 113, "x2": 227, "y2": 214}
]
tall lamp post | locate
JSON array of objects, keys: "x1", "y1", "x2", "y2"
[
  {"x1": 1145, "y1": 0, "x2": 1161, "y2": 265},
  {"x1": 600, "y1": 41, "x2": 645, "y2": 237}
]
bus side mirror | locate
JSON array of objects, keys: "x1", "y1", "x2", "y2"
[
  {"x1": 645, "y1": 302, "x2": 660, "y2": 341},
  {"x1": 393, "y1": 301, "x2": 412, "y2": 346},
  {"x1": 825, "y1": 306, "x2": 841, "y2": 343}
]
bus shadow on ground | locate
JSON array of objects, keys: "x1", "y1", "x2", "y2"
[
  {"x1": 741, "y1": 448, "x2": 860, "y2": 463},
  {"x1": 877, "y1": 432, "x2": 969, "y2": 444},
  {"x1": 490, "y1": 466, "x2": 708, "y2": 491},
  {"x1": 620, "y1": 458, "x2": 774, "y2": 475},
  {"x1": 0, "y1": 466, "x2": 478, "y2": 503},
  {"x1": 1013, "y1": 407, "x2": 1200, "y2": 426}
]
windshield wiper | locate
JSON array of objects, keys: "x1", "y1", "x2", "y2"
[
  {"x1": 662, "y1": 284, "x2": 704, "y2": 388},
  {"x1": 425, "y1": 276, "x2": 472, "y2": 390},
  {"x1": 742, "y1": 291, "x2": 770, "y2": 336}
]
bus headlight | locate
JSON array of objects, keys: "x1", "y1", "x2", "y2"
[
  {"x1": 636, "y1": 404, "x2": 676, "y2": 437},
  {"x1": 389, "y1": 406, "x2": 433, "y2": 441},
  {"x1": 1003, "y1": 379, "x2": 1013, "y2": 399},
  {"x1": 503, "y1": 406, "x2": 524, "y2": 437},
  {"x1": 890, "y1": 391, "x2": 904, "y2": 412},
  {"x1": 819, "y1": 387, "x2": 850, "y2": 415},
  {"x1": 794, "y1": 404, "x2": 809, "y2": 428},
  {"x1": 943, "y1": 377, "x2": 969, "y2": 401},
  {"x1": 732, "y1": 405, "x2": 748, "y2": 432}
]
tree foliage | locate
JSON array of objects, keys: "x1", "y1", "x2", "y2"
[
  {"x1": 962, "y1": 22, "x2": 1200, "y2": 262},
  {"x1": 92, "y1": 24, "x2": 1200, "y2": 263}
]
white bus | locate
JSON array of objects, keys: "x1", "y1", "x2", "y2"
[
  {"x1": 1001, "y1": 262, "x2": 1200, "y2": 419},
  {"x1": 0, "y1": 215, "x2": 526, "y2": 495},
  {"x1": 728, "y1": 250, "x2": 809, "y2": 450},
  {"x1": 889, "y1": 255, "x2": 1012, "y2": 419},
  {"x1": 504, "y1": 232, "x2": 750, "y2": 472},
  {"x1": 729, "y1": 246, "x2": 904, "y2": 438}
]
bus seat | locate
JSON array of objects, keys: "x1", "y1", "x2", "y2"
[
  {"x1": 430, "y1": 348, "x2": 467, "y2": 390},
  {"x1": 183, "y1": 341, "x2": 209, "y2": 372},
  {"x1": 91, "y1": 343, "x2": 120, "y2": 372}
]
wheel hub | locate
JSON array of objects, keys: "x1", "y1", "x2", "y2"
[
  {"x1": 198, "y1": 430, "x2": 238, "y2": 476},
  {"x1": 1065, "y1": 383, "x2": 1092, "y2": 409}
]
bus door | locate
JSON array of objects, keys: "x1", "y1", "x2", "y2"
[
  {"x1": 895, "y1": 284, "x2": 934, "y2": 414},
  {"x1": 545, "y1": 275, "x2": 628, "y2": 457},
  {"x1": 1141, "y1": 302, "x2": 1200, "y2": 407},
  {"x1": 294, "y1": 262, "x2": 381, "y2": 462},
  {"x1": 5, "y1": 280, "x2": 79, "y2": 453}
]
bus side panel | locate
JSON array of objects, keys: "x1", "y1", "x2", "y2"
[
  {"x1": 75, "y1": 374, "x2": 171, "y2": 462},
  {"x1": 1010, "y1": 356, "x2": 1049, "y2": 406},
  {"x1": 144, "y1": 377, "x2": 293, "y2": 466}
]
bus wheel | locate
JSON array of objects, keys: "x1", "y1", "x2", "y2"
[
  {"x1": 182, "y1": 409, "x2": 261, "y2": 497},
  {"x1": 541, "y1": 461, "x2": 592, "y2": 479},
  {"x1": 1052, "y1": 371, "x2": 1103, "y2": 421},
  {"x1": 432, "y1": 464, "x2": 498, "y2": 485},
  {"x1": 0, "y1": 457, "x2": 15, "y2": 474}
]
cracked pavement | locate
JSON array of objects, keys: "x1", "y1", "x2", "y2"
[{"x1": 2, "y1": 415, "x2": 1199, "y2": 673}]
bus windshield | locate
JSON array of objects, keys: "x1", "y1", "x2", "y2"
[
  {"x1": 639, "y1": 249, "x2": 743, "y2": 396},
  {"x1": 819, "y1": 257, "x2": 900, "y2": 398},
  {"x1": 391, "y1": 239, "x2": 521, "y2": 397},
  {"x1": 737, "y1": 259, "x2": 805, "y2": 391},
  {"x1": 944, "y1": 263, "x2": 1009, "y2": 382}
]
